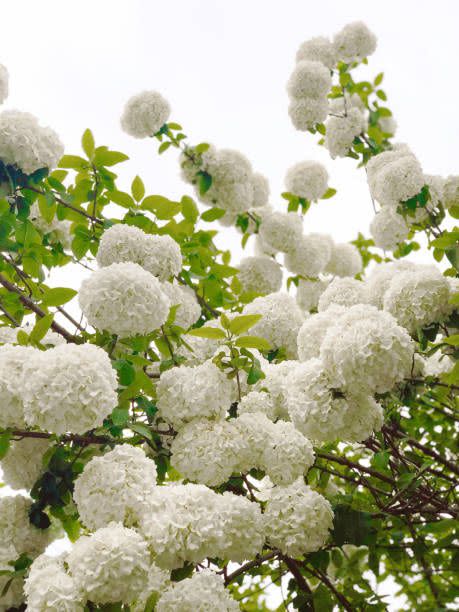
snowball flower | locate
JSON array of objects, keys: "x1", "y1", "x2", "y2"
[
  {"x1": 333, "y1": 21, "x2": 377, "y2": 63},
  {"x1": 320, "y1": 304, "x2": 414, "y2": 393},
  {"x1": 370, "y1": 153, "x2": 424, "y2": 207},
  {"x1": 297, "y1": 306, "x2": 345, "y2": 361},
  {"x1": 424, "y1": 351, "x2": 454, "y2": 377},
  {"x1": 22, "y1": 343, "x2": 118, "y2": 435},
  {"x1": 383, "y1": 266, "x2": 451, "y2": 333},
  {"x1": 243, "y1": 292, "x2": 304, "y2": 358},
  {"x1": 251, "y1": 172, "x2": 270, "y2": 208},
  {"x1": 379, "y1": 115, "x2": 397, "y2": 136},
  {"x1": 238, "y1": 390, "x2": 277, "y2": 420},
  {"x1": 121, "y1": 90, "x2": 170, "y2": 138},
  {"x1": 157, "y1": 570, "x2": 239, "y2": 612},
  {"x1": 67, "y1": 523, "x2": 150, "y2": 605},
  {"x1": 0, "y1": 495, "x2": 53, "y2": 557},
  {"x1": 264, "y1": 479, "x2": 334, "y2": 557},
  {"x1": 325, "y1": 242, "x2": 362, "y2": 277},
  {"x1": 288, "y1": 96, "x2": 329, "y2": 130},
  {"x1": 370, "y1": 206, "x2": 409, "y2": 250},
  {"x1": 0, "y1": 344, "x2": 38, "y2": 428},
  {"x1": 443, "y1": 175, "x2": 459, "y2": 210},
  {"x1": 325, "y1": 107, "x2": 366, "y2": 158},
  {"x1": 24, "y1": 554, "x2": 84, "y2": 612},
  {"x1": 74, "y1": 445, "x2": 158, "y2": 529},
  {"x1": 130, "y1": 562, "x2": 170, "y2": 612},
  {"x1": 0, "y1": 64, "x2": 8, "y2": 104},
  {"x1": 161, "y1": 282, "x2": 201, "y2": 328},
  {"x1": 0, "y1": 110, "x2": 64, "y2": 174},
  {"x1": 318, "y1": 277, "x2": 367, "y2": 311},
  {"x1": 296, "y1": 37, "x2": 336, "y2": 69},
  {"x1": 285, "y1": 161, "x2": 329, "y2": 201},
  {"x1": 237, "y1": 255, "x2": 282, "y2": 295},
  {"x1": 285, "y1": 233, "x2": 333, "y2": 277},
  {"x1": 296, "y1": 277, "x2": 330, "y2": 312},
  {"x1": 254, "y1": 360, "x2": 301, "y2": 419},
  {"x1": 287, "y1": 60, "x2": 332, "y2": 99},
  {"x1": 97, "y1": 224, "x2": 182, "y2": 280},
  {"x1": 0, "y1": 437, "x2": 49, "y2": 491},
  {"x1": 365, "y1": 260, "x2": 416, "y2": 309},
  {"x1": 258, "y1": 211, "x2": 303, "y2": 253},
  {"x1": 156, "y1": 360, "x2": 233, "y2": 428},
  {"x1": 79, "y1": 262, "x2": 170, "y2": 337}
]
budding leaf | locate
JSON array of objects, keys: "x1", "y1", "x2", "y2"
[
  {"x1": 235, "y1": 335, "x2": 271, "y2": 351},
  {"x1": 228, "y1": 314, "x2": 262, "y2": 336},
  {"x1": 187, "y1": 327, "x2": 226, "y2": 340}
]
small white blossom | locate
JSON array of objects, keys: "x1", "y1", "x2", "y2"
[
  {"x1": 160, "y1": 282, "x2": 201, "y2": 329},
  {"x1": 325, "y1": 242, "x2": 362, "y2": 277},
  {"x1": 130, "y1": 562, "x2": 170, "y2": 612},
  {"x1": 333, "y1": 21, "x2": 377, "y2": 63},
  {"x1": 1, "y1": 437, "x2": 49, "y2": 491},
  {"x1": 365, "y1": 260, "x2": 416, "y2": 308},
  {"x1": 29, "y1": 203, "x2": 72, "y2": 249},
  {"x1": 121, "y1": 91, "x2": 170, "y2": 138},
  {"x1": 254, "y1": 360, "x2": 301, "y2": 419},
  {"x1": 329, "y1": 92, "x2": 365, "y2": 114},
  {"x1": 258, "y1": 210, "x2": 303, "y2": 253},
  {"x1": 297, "y1": 306, "x2": 345, "y2": 361},
  {"x1": 251, "y1": 173, "x2": 270, "y2": 208},
  {"x1": 325, "y1": 107, "x2": 366, "y2": 158},
  {"x1": 0, "y1": 344, "x2": 38, "y2": 428},
  {"x1": 379, "y1": 115, "x2": 397, "y2": 136},
  {"x1": 285, "y1": 233, "x2": 333, "y2": 277},
  {"x1": 318, "y1": 277, "x2": 367, "y2": 311},
  {"x1": 237, "y1": 255, "x2": 282, "y2": 295},
  {"x1": 288, "y1": 96, "x2": 329, "y2": 130},
  {"x1": 296, "y1": 277, "x2": 330, "y2": 312},
  {"x1": 238, "y1": 390, "x2": 277, "y2": 420},
  {"x1": 0, "y1": 495, "x2": 53, "y2": 557},
  {"x1": 285, "y1": 161, "x2": 329, "y2": 201},
  {"x1": 424, "y1": 351, "x2": 454, "y2": 377},
  {"x1": 296, "y1": 37, "x2": 336, "y2": 69},
  {"x1": 370, "y1": 206, "x2": 409, "y2": 250},
  {"x1": 287, "y1": 60, "x2": 332, "y2": 99}
]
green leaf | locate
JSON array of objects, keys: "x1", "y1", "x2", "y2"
[
  {"x1": 129, "y1": 422, "x2": 153, "y2": 441},
  {"x1": 41, "y1": 287, "x2": 77, "y2": 307},
  {"x1": 131, "y1": 176, "x2": 145, "y2": 202},
  {"x1": 332, "y1": 505, "x2": 373, "y2": 546},
  {"x1": 141, "y1": 195, "x2": 181, "y2": 220},
  {"x1": 181, "y1": 196, "x2": 199, "y2": 223},
  {"x1": 187, "y1": 326, "x2": 226, "y2": 340},
  {"x1": 0, "y1": 431, "x2": 11, "y2": 460},
  {"x1": 228, "y1": 314, "x2": 262, "y2": 336},
  {"x1": 201, "y1": 207, "x2": 225, "y2": 222},
  {"x1": 444, "y1": 334, "x2": 459, "y2": 346},
  {"x1": 197, "y1": 171, "x2": 212, "y2": 195},
  {"x1": 374, "y1": 72, "x2": 384, "y2": 86},
  {"x1": 111, "y1": 407, "x2": 130, "y2": 427},
  {"x1": 93, "y1": 149, "x2": 129, "y2": 167},
  {"x1": 29, "y1": 314, "x2": 54, "y2": 343},
  {"x1": 109, "y1": 191, "x2": 135, "y2": 209},
  {"x1": 114, "y1": 360, "x2": 136, "y2": 386},
  {"x1": 59, "y1": 155, "x2": 88, "y2": 170},
  {"x1": 321, "y1": 187, "x2": 337, "y2": 200},
  {"x1": 234, "y1": 335, "x2": 271, "y2": 351},
  {"x1": 81, "y1": 129, "x2": 95, "y2": 160}
]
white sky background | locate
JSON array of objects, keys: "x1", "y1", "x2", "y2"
[{"x1": 1, "y1": 1, "x2": 458, "y2": 610}]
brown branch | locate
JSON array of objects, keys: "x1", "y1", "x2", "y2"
[
  {"x1": 305, "y1": 565, "x2": 353, "y2": 612},
  {"x1": 224, "y1": 551, "x2": 278, "y2": 585},
  {"x1": 282, "y1": 556, "x2": 315, "y2": 610},
  {"x1": 23, "y1": 186, "x2": 104, "y2": 226}
]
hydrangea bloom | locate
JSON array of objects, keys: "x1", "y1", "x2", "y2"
[
  {"x1": 97, "y1": 224, "x2": 182, "y2": 280},
  {"x1": 22, "y1": 344, "x2": 118, "y2": 435},
  {"x1": 296, "y1": 277, "x2": 330, "y2": 312},
  {"x1": 329, "y1": 92, "x2": 365, "y2": 114},
  {"x1": 318, "y1": 277, "x2": 367, "y2": 311},
  {"x1": 238, "y1": 390, "x2": 277, "y2": 420},
  {"x1": 0, "y1": 437, "x2": 49, "y2": 491},
  {"x1": 0, "y1": 495, "x2": 53, "y2": 557},
  {"x1": 284, "y1": 233, "x2": 333, "y2": 278},
  {"x1": 365, "y1": 260, "x2": 416, "y2": 308},
  {"x1": 121, "y1": 91, "x2": 170, "y2": 138},
  {"x1": 0, "y1": 64, "x2": 8, "y2": 104},
  {"x1": 0, "y1": 110, "x2": 64, "y2": 174},
  {"x1": 320, "y1": 304, "x2": 414, "y2": 393},
  {"x1": 79, "y1": 262, "x2": 170, "y2": 337},
  {"x1": 325, "y1": 242, "x2": 362, "y2": 277},
  {"x1": 285, "y1": 161, "x2": 329, "y2": 201},
  {"x1": 0, "y1": 545, "x2": 24, "y2": 610},
  {"x1": 24, "y1": 554, "x2": 84, "y2": 612},
  {"x1": 288, "y1": 96, "x2": 329, "y2": 130},
  {"x1": 156, "y1": 570, "x2": 239, "y2": 612},
  {"x1": 443, "y1": 175, "x2": 459, "y2": 209},
  {"x1": 325, "y1": 107, "x2": 366, "y2": 158},
  {"x1": 74, "y1": 445, "x2": 158, "y2": 529},
  {"x1": 0, "y1": 344, "x2": 38, "y2": 428},
  {"x1": 424, "y1": 351, "x2": 454, "y2": 377},
  {"x1": 67, "y1": 523, "x2": 150, "y2": 605},
  {"x1": 237, "y1": 255, "x2": 282, "y2": 295},
  {"x1": 130, "y1": 562, "x2": 170, "y2": 612},
  {"x1": 370, "y1": 206, "x2": 409, "y2": 250},
  {"x1": 251, "y1": 172, "x2": 270, "y2": 208},
  {"x1": 379, "y1": 115, "x2": 397, "y2": 136},
  {"x1": 243, "y1": 292, "x2": 304, "y2": 358},
  {"x1": 264, "y1": 479, "x2": 334, "y2": 557},
  {"x1": 156, "y1": 360, "x2": 233, "y2": 428},
  {"x1": 296, "y1": 37, "x2": 336, "y2": 69},
  {"x1": 258, "y1": 211, "x2": 303, "y2": 253},
  {"x1": 297, "y1": 306, "x2": 345, "y2": 361},
  {"x1": 287, "y1": 60, "x2": 332, "y2": 99},
  {"x1": 160, "y1": 282, "x2": 201, "y2": 328},
  {"x1": 333, "y1": 21, "x2": 377, "y2": 63},
  {"x1": 254, "y1": 360, "x2": 301, "y2": 419},
  {"x1": 287, "y1": 358, "x2": 383, "y2": 442},
  {"x1": 367, "y1": 148, "x2": 424, "y2": 207},
  {"x1": 383, "y1": 266, "x2": 451, "y2": 332}
]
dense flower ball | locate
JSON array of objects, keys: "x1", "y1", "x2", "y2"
[
  {"x1": 0, "y1": 64, "x2": 8, "y2": 104},
  {"x1": 97, "y1": 225, "x2": 182, "y2": 280},
  {"x1": 287, "y1": 358, "x2": 383, "y2": 442},
  {"x1": 160, "y1": 282, "x2": 201, "y2": 328},
  {"x1": 333, "y1": 21, "x2": 377, "y2": 63},
  {"x1": 0, "y1": 495, "x2": 53, "y2": 557},
  {"x1": 288, "y1": 96, "x2": 329, "y2": 130},
  {"x1": 443, "y1": 175, "x2": 459, "y2": 209},
  {"x1": 0, "y1": 110, "x2": 64, "y2": 174},
  {"x1": 0, "y1": 545, "x2": 24, "y2": 610},
  {"x1": 0, "y1": 344, "x2": 37, "y2": 428},
  {"x1": 424, "y1": 351, "x2": 454, "y2": 377},
  {"x1": 238, "y1": 390, "x2": 277, "y2": 420},
  {"x1": 325, "y1": 242, "x2": 362, "y2": 277},
  {"x1": 383, "y1": 266, "x2": 451, "y2": 333},
  {"x1": 367, "y1": 148, "x2": 424, "y2": 206},
  {"x1": 22, "y1": 344, "x2": 118, "y2": 435},
  {"x1": 329, "y1": 91, "x2": 365, "y2": 114},
  {"x1": 130, "y1": 562, "x2": 170, "y2": 612},
  {"x1": 79, "y1": 262, "x2": 170, "y2": 337},
  {"x1": 264, "y1": 479, "x2": 334, "y2": 557},
  {"x1": 287, "y1": 60, "x2": 332, "y2": 99},
  {"x1": 68, "y1": 523, "x2": 150, "y2": 605},
  {"x1": 237, "y1": 255, "x2": 282, "y2": 295},
  {"x1": 284, "y1": 233, "x2": 333, "y2": 278},
  {"x1": 251, "y1": 172, "x2": 270, "y2": 208},
  {"x1": 297, "y1": 306, "x2": 345, "y2": 361},
  {"x1": 156, "y1": 570, "x2": 239, "y2": 612},
  {"x1": 254, "y1": 360, "x2": 301, "y2": 419},
  {"x1": 365, "y1": 260, "x2": 416, "y2": 308},
  {"x1": 243, "y1": 292, "x2": 304, "y2": 358},
  {"x1": 379, "y1": 115, "x2": 397, "y2": 136},
  {"x1": 296, "y1": 36, "x2": 336, "y2": 69},
  {"x1": 1, "y1": 437, "x2": 49, "y2": 491},
  {"x1": 318, "y1": 277, "x2": 367, "y2": 311},
  {"x1": 24, "y1": 554, "x2": 84, "y2": 612},
  {"x1": 320, "y1": 304, "x2": 414, "y2": 393},
  {"x1": 285, "y1": 161, "x2": 329, "y2": 201},
  {"x1": 296, "y1": 277, "x2": 330, "y2": 312},
  {"x1": 74, "y1": 445, "x2": 158, "y2": 530},
  {"x1": 370, "y1": 206, "x2": 409, "y2": 250},
  {"x1": 325, "y1": 107, "x2": 366, "y2": 158},
  {"x1": 258, "y1": 211, "x2": 303, "y2": 253},
  {"x1": 157, "y1": 360, "x2": 233, "y2": 428},
  {"x1": 121, "y1": 90, "x2": 170, "y2": 138}
]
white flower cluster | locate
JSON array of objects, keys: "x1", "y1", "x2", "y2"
[
  {"x1": 22, "y1": 343, "x2": 118, "y2": 435},
  {"x1": 0, "y1": 495, "x2": 53, "y2": 558},
  {"x1": 370, "y1": 205, "x2": 409, "y2": 250},
  {"x1": 237, "y1": 255, "x2": 282, "y2": 295},
  {"x1": 156, "y1": 360, "x2": 233, "y2": 428},
  {"x1": 284, "y1": 233, "x2": 333, "y2": 277},
  {"x1": 160, "y1": 282, "x2": 201, "y2": 328},
  {"x1": 296, "y1": 277, "x2": 330, "y2": 312},
  {"x1": 79, "y1": 262, "x2": 171, "y2": 337},
  {"x1": 285, "y1": 160, "x2": 329, "y2": 201},
  {"x1": 318, "y1": 277, "x2": 367, "y2": 311},
  {"x1": 67, "y1": 522, "x2": 150, "y2": 605},
  {"x1": 0, "y1": 64, "x2": 8, "y2": 104},
  {"x1": 325, "y1": 107, "x2": 367, "y2": 158},
  {"x1": 74, "y1": 445, "x2": 158, "y2": 530},
  {"x1": 326, "y1": 242, "x2": 362, "y2": 277},
  {"x1": 258, "y1": 210, "x2": 303, "y2": 253},
  {"x1": 170, "y1": 412, "x2": 314, "y2": 486},
  {"x1": 0, "y1": 545, "x2": 24, "y2": 610},
  {"x1": 29, "y1": 202, "x2": 72, "y2": 249},
  {"x1": 121, "y1": 90, "x2": 171, "y2": 138},
  {"x1": 296, "y1": 37, "x2": 336, "y2": 69},
  {"x1": 243, "y1": 292, "x2": 305, "y2": 358},
  {"x1": 97, "y1": 224, "x2": 182, "y2": 281},
  {"x1": 264, "y1": 479, "x2": 334, "y2": 557},
  {"x1": 156, "y1": 570, "x2": 239, "y2": 612},
  {"x1": 287, "y1": 60, "x2": 330, "y2": 130},
  {"x1": 0, "y1": 110, "x2": 64, "y2": 174},
  {"x1": 0, "y1": 344, "x2": 36, "y2": 428},
  {"x1": 423, "y1": 350, "x2": 454, "y2": 377},
  {"x1": 254, "y1": 360, "x2": 301, "y2": 419},
  {"x1": 131, "y1": 562, "x2": 170, "y2": 612},
  {"x1": 365, "y1": 260, "x2": 416, "y2": 309},
  {"x1": 0, "y1": 322, "x2": 65, "y2": 347},
  {"x1": 333, "y1": 21, "x2": 377, "y2": 63},
  {"x1": 138, "y1": 483, "x2": 264, "y2": 568},
  {"x1": 1, "y1": 437, "x2": 49, "y2": 491},
  {"x1": 297, "y1": 306, "x2": 343, "y2": 361},
  {"x1": 238, "y1": 389, "x2": 277, "y2": 420}
]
